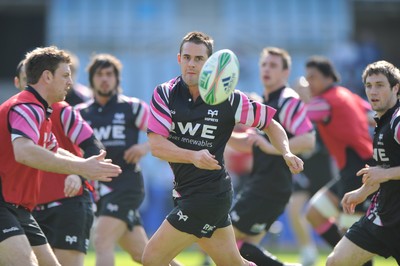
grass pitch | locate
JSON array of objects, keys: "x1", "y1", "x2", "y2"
[{"x1": 84, "y1": 249, "x2": 396, "y2": 265}]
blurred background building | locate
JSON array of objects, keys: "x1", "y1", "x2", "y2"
[{"x1": 1, "y1": 0, "x2": 399, "y2": 246}]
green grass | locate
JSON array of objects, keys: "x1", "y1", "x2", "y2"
[{"x1": 84, "y1": 249, "x2": 396, "y2": 266}]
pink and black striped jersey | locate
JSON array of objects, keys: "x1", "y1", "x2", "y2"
[
  {"x1": 248, "y1": 86, "x2": 314, "y2": 199},
  {"x1": 37, "y1": 101, "x2": 100, "y2": 204},
  {"x1": 148, "y1": 76, "x2": 276, "y2": 196}
]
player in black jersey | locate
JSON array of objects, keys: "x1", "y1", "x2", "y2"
[
  {"x1": 144, "y1": 31, "x2": 304, "y2": 266},
  {"x1": 75, "y1": 54, "x2": 175, "y2": 266},
  {"x1": 327, "y1": 61, "x2": 400, "y2": 265},
  {"x1": 228, "y1": 47, "x2": 315, "y2": 266}
]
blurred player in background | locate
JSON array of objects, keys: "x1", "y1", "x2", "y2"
[
  {"x1": 304, "y1": 56, "x2": 374, "y2": 261},
  {"x1": 76, "y1": 54, "x2": 182, "y2": 266},
  {"x1": 286, "y1": 76, "x2": 337, "y2": 266},
  {"x1": 228, "y1": 47, "x2": 315, "y2": 266}
]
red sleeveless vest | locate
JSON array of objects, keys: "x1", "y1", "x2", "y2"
[{"x1": 317, "y1": 86, "x2": 373, "y2": 169}]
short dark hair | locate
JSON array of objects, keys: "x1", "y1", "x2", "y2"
[
  {"x1": 87, "y1": 53, "x2": 122, "y2": 91},
  {"x1": 260, "y1": 47, "x2": 291, "y2": 70},
  {"x1": 306, "y1": 56, "x2": 340, "y2": 83},
  {"x1": 24, "y1": 46, "x2": 71, "y2": 85},
  {"x1": 362, "y1": 60, "x2": 400, "y2": 89},
  {"x1": 179, "y1": 31, "x2": 214, "y2": 57}
]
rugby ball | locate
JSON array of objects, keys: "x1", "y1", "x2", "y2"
[{"x1": 198, "y1": 49, "x2": 239, "y2": 105}]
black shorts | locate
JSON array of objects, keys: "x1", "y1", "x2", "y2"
[
  {"x1": 96, "y1": 189, "x2": 144, "y2": 231},
  {"x1": 0, "y1": 202, "x2": 47, "y2": 246},
  {"x1": 32, "y1": 192, "x2": 93, "y2": 253},
  {"x1": 329, "y1": 148, "x2": 374, "y2": 213},
  {"x1": 230, "y1": 192, "x2": 287, "y2": 235},
  {"x1": 346, "y1": 216, "x2": 400, "y2": 264},
  {"x1": 293, "y1": 148, "x2": 334, "y2": 195},
  {"x1": 167, "y1": 190, "x2": 233, "y2": 238}
]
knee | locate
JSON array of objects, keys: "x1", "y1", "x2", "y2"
[
  {"x1": 326, "y1": 252, "x2": 339, "y2": 266},
  {"x1": 141, "y1": 254, "x2": 159, "y2": 266},
  {"x1": 305, "y1": 204, "x2": 314, "y2": 222},
  {"x1": 93, "y1": 233, "x2": 113, "y2": 251},
  {"x1": 141, "y1": 247, "x2": 159, "y2": 266},
  {"x1": 129, "y1": 251, "x2": 143, "y2": 264}
]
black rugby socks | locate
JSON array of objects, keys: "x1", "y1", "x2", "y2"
[
  {"x1": 317, "y1": 222, "x2": 342, "y2": 248},
  {"x1": 239, "y1": 242, "x2": 284, "y2": 266}
]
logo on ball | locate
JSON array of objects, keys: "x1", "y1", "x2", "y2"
[{"x1": 199, "y1": 49, "x2": 239, "y2": 105}]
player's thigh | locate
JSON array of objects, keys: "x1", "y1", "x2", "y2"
[
  {"x1": 32, "y1": 243, "x2": 60, "y2": 266},
  {"x1": 326, "y1": 236, "x2": 374, "y2": 266},
  {"x1": 93, "y1": 216, "x2": 127, "y2": 244},
  {"x1": 287, "y1": 191, "x2": 309, "y2": 216},
  {"x1": 0, "y1": 235, "x2": 38, "y2": 266},
  {"x1": 53, "y1": 249, "x2": 84, "y2": 266},
  {"x1": 96, "y1": 189, "x2": 144, "y2": 222},
  {"x1": 199, "y1": 225, "x2": 244, "y2": 266},
  {"x1": 118, "y1": 225, "x2": 148, "y2": 261},
  {"x1": 143, "y1": 220, "x2": 197, "y2": 265}
]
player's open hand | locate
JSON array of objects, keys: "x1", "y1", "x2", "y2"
[
  {"x1": 64, "y1": 174, "x2": 82, "y2": 197},
  {"x1": 192, "y1": 149, "x2": 221, "y2": 170},
  {"x1": 283, "y1": 153, "x2": 304, "y2": 174},
  {"x1": 82, "y1": 150, "x2": 122, "y2": 181}
]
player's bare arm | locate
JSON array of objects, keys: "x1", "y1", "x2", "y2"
[
  {"x1": 148, "y1": 132, "x2": 221, "y2": 170},
  {"x1": 285, "y1": 131, "x2": 315, "y2": 154},
  {"x1": 13, "y1": 137, "x2": 121, "y2": 181},
  {"x1": 57, "y1": 147, "x2": 80, "y2": 158},
  {"x1": 250, "y1": 131, "x2": 315, "y2": 156},
  {"x1": 262, "y1": 119, "x2": 304, "y2": 173}
]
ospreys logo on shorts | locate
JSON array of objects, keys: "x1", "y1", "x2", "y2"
[
  {"x1": 65, "y1": 235, "x2": 78, "y2": 244},
  {"x1": 107, "y1": 203, "x2": 119, "y2": 212},
  {"x1": 230, "y1": 210, "x2": 240, "y2": 222},
  {"x1": 177, "y1": 210, "x2": 188, "y2": 221},
  {"x1": 250, "y1": 223, "x2": 267, "y2": 234}
]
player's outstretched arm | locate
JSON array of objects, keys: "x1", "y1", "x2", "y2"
[
  {"x1": 148, "y1": 132, "x2": 220, "y2": 170},
  {"x1": 285, "y1": 131, "x2": 315, "y2": 155},
  {"x1": 262, "y1": 119, "x2": 304, "y2": 174},
  {"x1": 13, "y1": 137, "x2": 121, "y2": 181}
]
